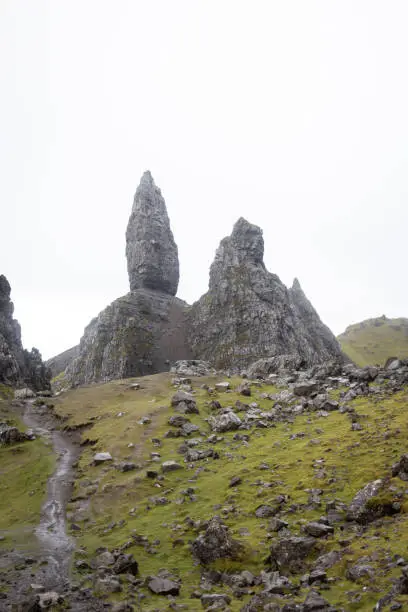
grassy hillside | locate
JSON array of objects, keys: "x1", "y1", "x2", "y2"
[
  {"x1": 338, "y1": 316, "x2": 408, "y2": 366},
  {"x1": 0, "y1": 393, "x2": 54, "y2": 533},
  {"x1": 2, "y1": 371, "x2": 408, "y2": 610},
  {"x1": 39, "y1": 373, "x2": 408, "y2": 610}
]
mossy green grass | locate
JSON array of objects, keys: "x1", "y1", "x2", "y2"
[
  {"x1": 48, "y1": 373, "x2": 408, "y2": 610},
  {"x1": 0, "y1": 400, "x2": 54, "y2": 536}
]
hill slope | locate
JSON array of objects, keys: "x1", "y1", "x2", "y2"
[
  {"x1": 2, "y1": 361, "x2": 408, "y2": 610},
  {"x1": 338, "y1": 316, "x2": 408, "y2": 367}
]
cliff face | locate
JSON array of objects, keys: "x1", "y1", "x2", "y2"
[
  {"x1": 66, "y1": 290, "x2": 191, "y2": 385},
  {"x1": 67, "y1": 172, "x2": 191, "y2": 385},
  {"x1": 0, "y1": 275, "x2": 50, "y2": 390},
  {"x1": 188, "y1": 218, "x2": 343, "y2": 370}
]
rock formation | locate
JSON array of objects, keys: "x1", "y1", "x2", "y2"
[
  {"x1": 0, "y1": 275, "x2": 50, "y2": 390},
  {"x1": 66, "y1": 173, "x2": 191, "y2": 385},
  {"x1": 59, "y1": 178, "x2": 344, "y2": 385},
  {"x1": 188, "y1": 217, "x2": 343, "y2": 370},
  {"x1": 66, "y1": 290, "x2": 191, "y2": 384},
  {"x1": 126, "y1": 170, "x2": 179, "y2": 295}
]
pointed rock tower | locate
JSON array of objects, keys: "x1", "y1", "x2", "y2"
[
  {"x1": 188, "y1": 218, "x2": 343, "y2": 370},
  {"x1": 66, "y1": 172, "x2": 191, "y2": 384},
  {"x1": 126, "y1": 171, "x2": 179, "y2": 295}
]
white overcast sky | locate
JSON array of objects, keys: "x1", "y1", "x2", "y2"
[{"x1": 1, "y1": 1, "x2": 407, "y2": 359}]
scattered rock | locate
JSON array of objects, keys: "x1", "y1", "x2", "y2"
[
  {"x1": 304, "y1": 522, "x2": 334, "y2": 538},
  {"x1": 169, "y1": 415, "x2": 190, "y2": 427},
  {"x1": 162, "y1": 460, "x2": 183, "y2": 473},
  {"x1": 148, "y1": 576, "x2": 180, "y2": 595},
  {"x1": 293, "y1": 382, "x2": 319, "y2": 397},
  {"x1": 201, "y1": 593, "x2": 231, "y2": 608},
  {"x1": 255, "y1": 505, "x2": 279, "y2": 518},
  {"x1": 112, "y1": 553, "x2": 138, "y2": 575},
  {"x1": 171, "y1": 360, "x2": 212, "y2": 377},
  {"x1": 209, "y1": 412, "x2": 242, "y2": 432},
  {"x1": 346, "y1": 479, "x2": 398, "y2": 523},
  {"x1": 392, "y1": 454, "x2": 408, "y2": 481},
  {"x1": 346, "y1": 562, "x2": 375, "y2": 581},
  {"x1": 118, "y1": 462, "x2": 137, "y2": 473},
  {"x1": 215, "y1": 382, "x2": 231, "y2": 391},
  {"x1": 182, "y1": 423, "x2": 200, "y2": 436},
  {"x1": 38, "y1": 591, "x2": 65, "y2": 609},
  {"x1": 261, "y1": 570, "x2": 293, "y2": 594},
  {"x1": 229, "y1": 476, "x2": 242, "y2": 487},
  {"x1": 172, "y1": 393, "x2": 200, "y2": 414},
  {"x1": 313, "y1": 550, "x2": 342, "y2": 571},
  {"x1": 237, "y1": 382, "x2": 251, "y2": 396},
  {"x1": 191, "y1": 516, "x2": 242, "y2": 564},
  {"x1": 93, "y1": 452, "x2": 113, "y2": 465},
  {"x1": 268, "y1": 518, "x2": 289, "y2": 532},
  {"x1": 267, "y1": 536, "x2": 316, "y2": 573},
  {"x1": 303, "y1": 589, "x2": 332, "y2": 611},
  {"x1": 95, "y1": 577, "x2": 122, "y2": 594},
  {"x1": 14, "y1": 387, "x2": 36, "y2": 399},
  {"x1": 0, "y1": 423, "x2": 29, "y2": 445},
  {"x1": 185, "y1": 449, "x2": 217, "y2": 462}
]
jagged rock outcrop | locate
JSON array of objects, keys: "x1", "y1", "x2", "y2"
[
  {"x1": 66, "y1": 173, "x2": 191, "y2": 385},
  {"x1": 188, "y1": 218, "x2": 343, "y2": 370},
  {"x1": 0, "y1": 275, "x2": 50, "y2": 390},
  {"x1": 66, "y1": 289, "x2": 192, "y2": 384},
  {"x1": 126, "y1": 170, "x2": 179, "y2": 295}
]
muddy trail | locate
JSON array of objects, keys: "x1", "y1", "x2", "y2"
[
  {"x1": 22, "y1": 400, "x2": 78, "y2": 589},
  {"x1": 0, "y1": 401, "x2": 106, "y2": 611}
]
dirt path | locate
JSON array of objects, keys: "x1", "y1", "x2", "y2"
[
  {"x1": 22, "y1": 400, "x2": 79, "y2": 591},
  {"x1": 0, "y1": 401, "x2": 108, "y2": 610}
]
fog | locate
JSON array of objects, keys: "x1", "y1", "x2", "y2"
[{"x1": 1, "y1": 1, "x2": 407, "y2": 358}]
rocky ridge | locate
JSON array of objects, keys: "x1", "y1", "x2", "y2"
[
  {"x1": 0, "y1": 275, "x2": 50, "y2": 391},
  {"x1": 60, "y1": 174, "x2": 344, "y2": 385}
]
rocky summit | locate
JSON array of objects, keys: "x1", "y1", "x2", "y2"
[
  {"x1": 189, "y1": 217, "x2": 343, "y2": 370},
  {"x1": 126, "y1": 170, "x2": 179, "y2": 295},
  {"x1": 0, "y1": 275, "x2": 50, "y2": 391}
]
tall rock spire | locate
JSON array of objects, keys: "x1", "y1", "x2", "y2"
[{"x1": 126, "y1": 171, "x2": 179, "y2": 295}]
